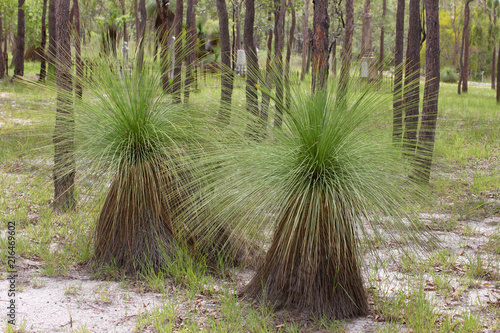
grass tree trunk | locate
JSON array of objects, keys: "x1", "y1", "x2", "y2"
[
  {"x1": 273, "y1": 0, "x2": 286, "y2": 128},
  {"x1": 53, "y1": 0, "x2": 75, "y2": 212},
  {"x1": 184, "y1": 0, "x2": 197, "y2": 103},
  {"x1": 243, "y1": 192, "x2": 369, "y2": 319},
  {"x1": 414, "y1": 0, "x2": 439, "y2": 183},
  {"x1": 300, "y1": 0, "x2": 309, "y2": 81},
  {"x1": 39, "y1": 0, "x2": 48, "y2": 81},
  {"x1": 73, "y1": 0, "x2": 82, "y2": 99},
  {"x1": 216, "y1": 0, "x2": 234, "y2": 123},
  {"x1": 285, "y1": 1, "x2": 295, "y2": 107},
  {"x1": 94, "y1": 162, "x2": 177, "y2": 273},
  {"x1": 339, "y1": 0, "x2": 353, "y2": 96},
  {"x1": 48, "y1": 0, "x2": 57, "y2": 74},
  {"x1": 393, "y1": 0, "x2": 405, "y2": 143},
  {"x1": 403, "y1": 0, "x2": 422, "y2": 156},
  {"x1": 311, "y1": 0, "x2": 329, "y2": 93},
  {"x1": 0, "y1": 16, "x2": 4, "y2": 79},
  {"x1": 14, "y1": 0, "x2": 25, "y2": 78},
  {"x1": 244, "y1": 0, "x2": 262, "y2": 137}
]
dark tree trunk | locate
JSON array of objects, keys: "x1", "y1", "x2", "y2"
[
  {"x1": 285, "y1": 1, "x2": 295, "y2": 106},
  {"x1": 73, "y1": 0, "x2": 82, "y2": 98},
  {"x1": 0, "y1": 16, "x2": 4, "y2": 79},
  {"x1": 48, "y1": 0, "x2": 57, "y2": 73},
  {"x1": 306, "y1": 29, "x2": 312, "y2": 74},
  {"x1": 497, "y1": 42, "x2": 500, "y2": 102},
  {"x1": 172, "y1": 0, "x2": 184, "y2": 103},
  {"x1": 393, "y1": 0, "x2": 405, "y2": 143},
  {"x1": 54, "y1": 0, "x2": 75, "y2": 212},
  {"x1": 331, "y1": 39, "x2": 336, "y2": 75},
  {"x1": 156, "y1": 0, "x2": 172, "y2": 92},
  {"x1": 414, "y1": 0, "x2": 439, "y2": 183},
  {"x1": 119, "y1": 0, "x2": 128, "y2": 45},
  {"x1": 300, "y1": 0, "x2": 310, "y2": 81},
  {"x1": 360, "y1": 0, "x2": 370, "y2": 58},
  {"x1": 403, "y1": 0, "x2": 421, "y2": 156},
  {"x1": 3, "y1": 37, "x2": 7, "y2": 76},
  {"x1": 136, "y1": 0, "x2": 146, "y2": 72},
  {"x1": 244, "y1": 0, "x2": 263, "y2": 137},
  {"x1": 493, "y1": 44, "x2": 496, "y2": 90},
  {"x1": 14, "y1": 0, "x2": 25, "y2": 78},
  {"x1": 261, "y1": 12, "x2": 273, "y2": 125},
  {"x1": 311, "y1": 0, "x2": 329, "y2": 93},
  {"x1": 39, "y1": 0, "x2": 48, "y2": 81},
  {"x1": 461, "y1": 0, "x2": 470, "y2": 93},
  {"x1": 216, "y1": 0, "x2": 234, "y2": 123},
  {"x1": 339, "y1": 0, "x2": 353, "y2": 95},
  {"x1": 273, "y1": 0, "x2": 286, "y2": 128},
  {"x1": 184, "y1": 0, "x2": 197, "y2": 103},
  {"x1": 379, "y1": 0, "x2": 386, "y2": 73}
]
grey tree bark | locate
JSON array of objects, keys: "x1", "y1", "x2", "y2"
[{"x1": 53, "y1": 0, "x2": 75, "y2": 212}]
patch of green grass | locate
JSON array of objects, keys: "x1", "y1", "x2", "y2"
[{"x1": 135, "y1": 300, "x2": 178, "y2": 332}]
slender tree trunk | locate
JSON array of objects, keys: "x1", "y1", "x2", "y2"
[
  {"x1": 414, "y1": 0, "x2": 439, "y2": 183},
  {"x1": 39, "y1": 0, "x2": 48, "y2": 81},
  {"x1": 54, "y1": 0, "x2": 75, "y2": 212},
  {"x1": 117, "y1": 0, "x2": 127, "y2": 48},
  {"x1": 300, "y1": 0, "x2": 310, "y2": 81},
  {"x1": 273, "y1": 0, "x2": 286, "y2": 128},
  {"x1": 403, "y1": 0, "x2": 421, "y2": 156},
  {"x1": 285, "y1": 1, "x2": 295, "y2": 106},
  {"x1": 393, "y1": 0, "x2": 405, "y2": 143},
  {"x1": 137, "y1": 0, "x2": 146, "y2": 72},
  {"x1": 184, "y1": 0, "x2": 197, "y2": 102},
  {"x1": 493, "y1": 43, "x2": 496, "y2": 90},
  {"x1": 216, "y1": 0, "x2": 234, "y2": 123},
  {"x1": 157, "y1": 0, "x2": 170, "y2": 92},
  {"x1": 14, "y1": 0, "x2": 25, "y2": 78},
  {"x1": 379, "y1": 0, "x2": 386, "y2": 73},
  {"x1": 261, "y1": 12, "x2": 273, "y2": 124},
  {"x1": 331, "y1": 39, "x2": 336, "y2": 75},
  {"x1": 172, "y1": 0, "x2": 183, "y2": 103},
  {"x1": 360, "y1": 0, "x2": 370, "y2": 58},
  {"x1": 459, "y1": 0, "x2": 471, "y2": 94},
  {"x1": 311, "y1": 0, "x2": 329, "y2": 93},
  {"x1": 462, "y1": 1, "x2": 470, "y2": 93},
  {"x1": 3, "y1": 37, "x2": 7, "y2": 76},
  {"x1": 497, "y1": 42, "x2": 500, "y2": 102},
  {"x1": 244, "y1": 0, "x2": 262, "y2": 137},
  {"x1": 339, "y1": 0, "x2": 353, "y2": 96},
  {"x1": 0, "y1": 16, "x2": 4, "y2": 79},
  {"x1": 452, "y1": 2, "x2": 458, "y2": 70},
  {"x1": 48, "y1": 0, "x2": 57, "y2": 74},
  {"x1": 233, "y1": 0, "x2": 241, "y2": 71},
  {"x1": 73, "y1": 0, "x2": 82, "y2": 98}
]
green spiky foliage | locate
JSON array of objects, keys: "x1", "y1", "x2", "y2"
[
  {"x1": 69, "y1": 56, "x2": 205, "y2": 274},
  {"x1": 182, "y1": 78, "x2": 429, "y2": 319}
]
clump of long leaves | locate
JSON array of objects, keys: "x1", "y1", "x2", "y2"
[{"x1": 181, "y1": 77, "x2": 430, "y2": 319}]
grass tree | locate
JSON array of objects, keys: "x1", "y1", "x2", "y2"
[
  {"x1": 68, "y1": 56, "x2": 205, "y2": 274},
  {"x1": 187, "y1": 78, "x2": 429, "y2": 319}
]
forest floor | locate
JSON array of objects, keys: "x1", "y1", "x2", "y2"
[{"x1": 0, "y1": 79, "x2": 499, "y2": 332}]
